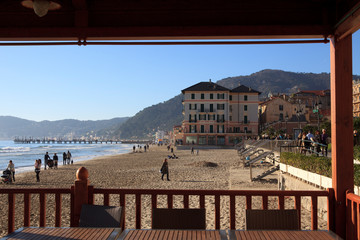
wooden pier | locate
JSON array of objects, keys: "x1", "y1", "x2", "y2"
[{"x1": 13, "y1": 137, "x2": 151, "y2": 145}]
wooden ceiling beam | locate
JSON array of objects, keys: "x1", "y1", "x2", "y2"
[
  {"x1": 0, "y1": 25, "x2": 332, "y2": 41},
  {"x1": 335, "y1": 1, "x2": 360, "y2": 40},
  {"x1": 72, "y1": 0, "x2": 88, "y2": 28}
]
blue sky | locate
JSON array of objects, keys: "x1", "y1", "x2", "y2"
[{"x1": 1, "y1": 32, "x2": 360, "y2": 122}]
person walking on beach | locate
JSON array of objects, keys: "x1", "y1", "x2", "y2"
[
  {"x1": 133, "y1": 145, "x2": 136, "y2": 153},
  {"x1": 63, "y1": 152, "x2": 67, "y2": 165},
  {"x1": 67, "y1": 151, "x2": 72, "y2": 164},
  {"x1": 160, "y1": 158, "x2": 170, "y2": 181},
  {"x1": 44, "y1": 152, "x2": 50, "y2": 170},
  {"x1": 35, "y1": 159, "x2": 41, "y2": 182},
  {"x1": 53, "y1": 153, "x2": 58, "y2": 169},
  {"x1": 7, "y1": 160, "x2": 15, "y2": 182},
  {"x1": 191, "y1": 147, "x2": 194, "y2": 154}
]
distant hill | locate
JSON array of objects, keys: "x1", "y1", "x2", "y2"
[
  {"x1": 217, "y1": 69, "x2": 333, "y2": 97},
  {"x1": 115, "y1": 69, "x2": 340, "y2": 138},
  {"x1": 115, "y1": 95, "x2": 183, "y2": 139},
  {"x1": 0, "y1": 116, "x2": 129, "y2": 140}
]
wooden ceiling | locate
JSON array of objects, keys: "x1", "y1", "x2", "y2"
[{"x1": 0, "y1": 0, "x2": 359, "y2": 41}]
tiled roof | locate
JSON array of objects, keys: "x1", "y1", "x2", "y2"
[
  {"x1": 295, "y1": 90, "x2": 330, "y2": 96},
  {"x1": 181, "y1": 82, "x2": 230, "y2": 93},
  {"x1": 231, "y1": 85, "x2": 261, "y2": 94}
]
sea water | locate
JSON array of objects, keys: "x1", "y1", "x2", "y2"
[{"x1": 0, "y1": 140, "x2": 133, "y2": 174}]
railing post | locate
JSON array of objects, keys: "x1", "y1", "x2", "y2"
[{"x1": 72, "y1": 167, "x2": 90, "y2": 227}]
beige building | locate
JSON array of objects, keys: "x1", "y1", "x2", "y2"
[
  {"x1": 181, "y1": 81, "x2": 259, "y2": 146},
  {"x1": 353, "y1": 80, "x2": 360, "y2": 117}
]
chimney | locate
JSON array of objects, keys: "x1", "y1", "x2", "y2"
[{"x1": 209, "y1": 79, "x2": 211, "y2": 82}]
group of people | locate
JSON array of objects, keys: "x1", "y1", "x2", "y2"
[
  {"x1": 33, "y1": 150, "x2": 72, "y2": 182},
  {"x1": 298, "y1": 129, "x2": 329, "y2": 156},
  {"x1": 132, "y1": 144, "x2": 149, "y2": 153}
]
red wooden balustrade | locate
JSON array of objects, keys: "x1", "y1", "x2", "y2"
[
  {"x1": 0, "y1": 188, "x2": 71, "y2": 234},
  {"x1": 0, "y1": 167, "x2": 336, "y2": 236},
  {"x1": 346, "y1": 190, "x2": 360, "y2": 239}
]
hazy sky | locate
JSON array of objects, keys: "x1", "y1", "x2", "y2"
[{"x1": 1, "y1": 32, "x2": 360, "y2": 122}]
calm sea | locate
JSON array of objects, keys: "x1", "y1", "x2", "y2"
[{"x1": 0, "y1": 140, "x2": 133, "y2": 173}]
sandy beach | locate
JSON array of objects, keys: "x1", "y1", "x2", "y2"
[{"x1": 0, "y1": 145, "x2": 325, "y2": 237}]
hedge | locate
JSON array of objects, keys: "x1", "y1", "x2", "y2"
[{"x1": 280, "y1": 152, "x2": 360, "y2": 186}]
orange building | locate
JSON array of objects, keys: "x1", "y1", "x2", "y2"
[{"x1": 181, "y1": 81, "x2": 260, "y2": 146}]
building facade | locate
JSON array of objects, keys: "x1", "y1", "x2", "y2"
[
  {"x1": 353, "y1": 80, "x2": 360, "y2": 117},
  {"x1": 181, "y1": 81, "x2": 260, "y2": 146}
]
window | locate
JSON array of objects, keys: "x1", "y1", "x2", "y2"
[
  {"x1": 229, "y1": 105, "x2": 233, "y2": 112},
  {"x1": 210, "y1": 104, "x2": 214, "y2": 112},
  {"x1": 279, "y1": 105, "x2": 283, "y2": 111},
  {"x1": 218, "y1": 125, "x2": 224, "y2": 133},
  {"x1": 199, "y1": 114, "x2": 206, "y2": 120},
  {"x1": 229, "y1": 95, "x2": 232, "y2": 101},
  {"x1": 191, "y1": 93, "x2": 195, "y2": 99},
  {"x1": 200, "y1": 104, "x2": 204, "y2": 112},
  {"x1": 244, "y1": 95, "x2": 248, "y2": 101},
  {"x1": 217, "y1": 104, "x2": 225, "y2": 110},
  {"x1": 229, "y1": 116, "x2": 232, "y2": 121},
  {"x1": 279, "y1": 113, "x2": 283, "y2": 121},
  {"x1": 217, "y1": 93, "x2": 225, "y2": 99},
  {"x1": 244, "y1": 105, "x2": 247, "y2": 111},
  {"x1": 209, "y1": 125, "x2": 214, "y2": 133},
  {"x1": 244, "y1": 127, "x2": 248, "y2": 133},
  {"x1": 201, "y1": 125, "x2": 205, "y2": 133},
  {"x1": 190, "y1": 125, "x2": 197, "y2": 133},
  {"x1": 208, "y1": 114, "x2": 215, "y2": 120},
  {"x1": 189, "y1": 104, "x2": 197, "y2": 110},
  {"x1": 244, "y1": 116, "x2": 248, "y2": 123},
  {"x1": 201, "y1": 93, "x2": 204, "y2": 99},
  {"x1": 210, "y1": 93, "x2": 213, "y2": 99}
]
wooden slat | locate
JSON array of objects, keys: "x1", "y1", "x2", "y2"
[
  {"x1": 200, "y1": 195, "x2": 205, "y2": 209},
  {"x1": 328, "y1": 188, "x2": 335, "y2": 232},
  {"x1": 104, "y1": 193, "x2": 110, "y2": 206},
  {"x1": 55, "y1": 193, "x2": 61, "y2": 227},
  {"x1": 353, "y1": 201, "x2": 357, "y2": 239},
  {"x1": 230, "y1": 195, "x2": 236, "y2": 230},
  {"x1": 278, "y1": 195, "x2": 285, "y2": 210},
  {"x1": 88, "y1": 185, "x2": 94, "y2": 204},
  {"x1": 246, "y1": 195, "x2": 252, "y2": 209},
  {"x1": 23, "y1": 193, "x2": 30, "y2": 227},
  {"x1": 39, "y1": 193, "x2": 46, "y2": 227},
  {"x1": 262, "y1": 195, "x2": 268, "y2": 210},
  {"x1": 184, "y1": 194, "x2": 189, "y2": 209},
  {"x1": 167, "y1": 194, "x2": 173, "y2": 209},
  {"x1": 120, "y1": 193, "x2": 126, "y2": 230},
  {"x1": 294, "y1": 195, "x2": 301, "y2": 228},
  {"x1": 8, "y1": 193, "x2": 15, "y2": 234},
  {"x1": 135, "y1": 193, "x2": 141, "y2": 229},
  {"x1": 215, "y1": 195, "x2": 220, "y2": 229},
  {"x1": 311, "y1": 195, "x2": 318, "y2": 230}
]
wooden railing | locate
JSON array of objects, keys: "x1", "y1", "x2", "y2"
[
  {"x1": 346, "y1": 190, "x2": 360, "y2": 239},
  {"x1": 0, "y1": 167, "x2": 335, "y2": 237},
  {"x1": 0, "y1": 188, "x2": 72, "y2": 234}
]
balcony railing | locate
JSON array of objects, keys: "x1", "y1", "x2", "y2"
[{"x1": 0, "y1": 167, "x2": 335, "y2": 236}]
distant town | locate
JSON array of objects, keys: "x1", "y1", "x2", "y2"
[{"x1": 153, "y1": 80, "x2": 360, "y2": 146}]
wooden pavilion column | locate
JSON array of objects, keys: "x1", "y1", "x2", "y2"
[{"x1": 330, "y1": 35, "x2": 354, "y2": 238}]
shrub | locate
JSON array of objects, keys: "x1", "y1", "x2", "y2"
[
  {"x1": 280, "y1": 152, "x2": 332, "y2": 177},
  {"x1": 281, "y1": 152, "x2": 360, "y2": 186}
]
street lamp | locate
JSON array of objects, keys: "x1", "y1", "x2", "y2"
[
  {"x1": 295, "y1": 107, "x2": 302, "y2": 129},
  {"x1": 314, "y1": 100, "x2": 322, "y2": 130}
]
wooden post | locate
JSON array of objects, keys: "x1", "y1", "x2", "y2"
[
  {"x1": 73, "y1": 167, "x2": 90, "y2": 227},
  {"x1": 330, "y1": 35, "x2": 354, "y2": 239}
]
